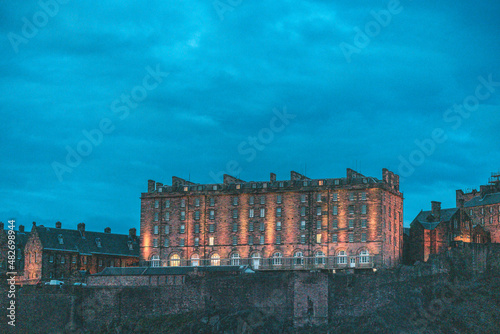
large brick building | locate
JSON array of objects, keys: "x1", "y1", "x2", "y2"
[
  {"x1": 140, "y1": 168, "x2": 404, "y2": 270},
  {"x1": 456, "y1": 172, "x2": 500, "y2": 243},
  {"x1": 21, "y1": 221, "x2": 140, "y2": 284}
]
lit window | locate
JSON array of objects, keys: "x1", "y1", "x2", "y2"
[
  {"x1": 318, "y1": 180, "x2": 324, "y2": 186},
  {"x1": 209, "y1": 237, "x2": 215, "y2": 246},
  {"x1": 170, "y1": 254, "x2": 180, "y2": 267},
  {"x1": 236, "y1": 184, "x2": 241, "y2": 189},
  {"x1": 211, "y1": 253, "x2": 220, "y2": 266},
  {"x1": 316, "y1": 233, "x2": 322, "y2": 244},
  {"x1": 184, "y1": 186, "x2": 188, "y2": 192}
]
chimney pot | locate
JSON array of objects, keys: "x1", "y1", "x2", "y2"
[
  {"x1": 270, "y1": 173, "x2": 276, "y2": 183},
  {"x1": 104, "y1": 227, "x2": 111, "y2": 233},
  {"x1": 129, "y1": 228, "x2": 137, "y2": 238},
  {"x1": 19, "y1": 225, "x2": 24, "y2": 233},
  {"x1": 55, "y1": 221, "x2": 62, "y2": 229},
  {"x1": 0, "y1": 222, "x2": 3, "y2": 230}
]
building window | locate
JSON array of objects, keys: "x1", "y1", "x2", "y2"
[
  {"x1": 332, "y1": 219, "x2": 338, "y2": 229},
  {"x1": 260, "y1": 196, "x2": 265, "y2": 205},
  {"x1": 95, "y1": 238, "x2": 102, "y2": 248},
  {"x1": 195, "y1": 198, "x2": 200, "y2": 207},
  {"x1": 49, "y1": 255, "x2": 54, "y2": 263},
  {"x1": 72, "y1": 256, "x2": 76, "y2": 264},
  {"x1": 180, "y1": 199, "x2": 185, "y2": 208},
  {"x1": 209, "y1": 237, "x2": 215, "y2": 246},
  {"x1": 57, "y1": 234, "x2": 64, "y2": 245},
  {"x1": 300, "y1": 234, "x2": 306, "y2": 244},
  {"x1": 249, "y1": 196, "x2": 255, "y2": 205},
  {"x1": 209, "y1": 210, "x2": 215, "y2": 220},
  {"x1": 300, "y1": 220, "x2": 306, "y2": 230},
  {"x1": 300, "y1": 194, "x2": 306, "y2": 203},
  {"x1": 165, "y1": 212, "x2": 170, "y2": 221},
  {"x1": 164, "y1": 225, "x2": 170, "y2": 235},
  {"x1": 153, "y1": 239, "x2": 158, "y2": 247},
  {"x1": 260, "y1": 208, "x2": 266, "y2": 218},
  {"x1": 361, "y1": 219, "x2": 367, "y2": 228},
  {"x1": 230, "y1": 235, "x2": 237, "y2": 246},
  {"x1": 260, "y1": 235, "x2": 265, "y2": 245},
  {"x1": 252, "y1": 183, "x2": 257, "y2": 189},
  {"x1": 316, "y1": 207, "x2": 322, "y2": 216},
  {"x1": 276, "y1": 221, "x2": 282, "y2": 231},
  {"x1": 337, "y1": 251, "x2": 347, "y2": 264},
  {"x1": 165, "y1": 200, "x2": 170, "y2": 208},
  {"x1": 164, "y1": 238, "x2": 170, "y2": 247},
  {"x1": 154, "y1": 225, "x2": 159, "y2": 234},
  {"x1": 236, "y1": 184, "x2": 241, "y2": 189},
  {"x1": 233, "y1": 209, "x2": 238, "y2": 219},
  {"x1": 179, "y1": 238, "x2": 185, "y2": 247},
  {"x1": 233, "y1": 197, "x2": 238, "y2": 206},
  {"x1": 154, "y1": 212, "x2": 159, "y2": 221},
  {"x1": 361, "y1": 192, "x2": 367, "y2": 200},
  {"x1": 248, "y1": 235, "x2": 254, "y2": 245},
  {"x1": 359, "y1": 250, "x2": 370, "y2": 264},
  {"x1": 249, "y1": 208, "x2": 255, "y2": 218},
  {"x1": 209, "y1": 224, "x2": 215, "y2": 233},
  {"x1": 349, "y1": 220, "x2": 354, "y2": 229},
  {"x1": 249, "y1": 222, "x2": 254, "y2": 232},
  {"x1": 300, "y1": 207, "x2": 306, "y2": 216},
  {"x1": 349, "y1": 233, "x2": 354, "y2": 243},
  {"x1": 361, "y1": 233, "x2": 367, "y2": 242},
  {"x1": 155, "y1": 200, "x2": 159, "y2": 208},
  {"x1": 210, "y1": 197, "x2": 215, "y2": 206},
  {"x1": 349, "y1": 193, "x2": 355, "y2": 201},
  {"x1": 273, "y1": 252, "x2": 283, "y2": 265},
  {"x1": 303, "y1": 180, "x2": 309, "y2": 186},
  {"x1": 348, "y1": 206, "x2": 354, "y2": 215},
  {"x1": 180, "y1": 224, "x2": 185, "y2": 234},
  {"x1": 316, "y1": 220, "x2": 322, "y2": 230},
  {"x1": 276, "y1": 207, "x2": 282, "y2": 217},
  {"x1": 279, "y1": 182, "x2": 284, "y2": 188},
  {"x1": 194, "y1": 237, "x2": 199, "y2": 247},
  {"x1": 332, "y1": 193, "x2": 338, "y2": 201},
  {"x1": 316, "y1": 194, "x2": 322, "y2": 202},
  {"x1": 315, "y1": 251, "x2": 325, "y2": 264},
  {"x1": 231, "y1": 253, "x2": 240, "y2": 265},
  {"x1": 490, "y1": 217, "x2": 493, "y2": 224},
  {"x1": 316, "y1": 233, "x2": 322, "y2": 244},
  {"x1": 194, "y1": 224, "x2": 200, "y2": 233},
  {"x1": 294, "y1": 252, "x2": 304, "y2": 265},
  {"x1": 170, "y1": 254, "x2": 180, "y2": 267},
  {"x1": 361, "y1": 205, "x2": 367, "y2": 215},
  {"x1": 83, "y1": 256, "x2": 87, "y2": 264},
  {"x1": 276, "y1": 195, "x2": 282, "y2": 204},
  {"x1": 211, "y1": 253, "x2": 220, "y2": 266},
  {"x1": 180, "y1": 211, "x2": 186, "y2": 221},
  {"x1": 333, "y1": 206, "x2": 338, "y2": 215},
  {"x1": 260, "y1": 222, "x2": 265, "y2": 231},
  {"x1": 318, "y1": 180, "x2": 324, "y2": 186},
  {"x1": 332, "y1": 234, "x2": 338, "y2": 243},
  {"x1": 150, "y1": 255, "x2": 160, "y2": 267},
  {"x1": 191, "y1": 254, "x2": 199, "y2": 266},
  {"x1": 232, "y1": 222, "x2": 238, "y2": 232},
  {"x1": 276, "y1": 234, "x2": 281, "y2": 244},
  {"x1": 212, "y1": 185, "x2": 218, "y2": 191},
  {"x1": 61, "y1": 256, "x2": 65, "y2": 264}
]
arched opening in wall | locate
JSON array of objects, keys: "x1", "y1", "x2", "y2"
[
  {"x1": 294, "y1": 251, "x2": 304, "y2": 266},
  {"x1": 230, "y1": 253, "x2": 240, "y2": 266},
  {"x1": 210, "y1": 253, "x2": 220, "y2": 266},
  {"x1": 337, "y1": 250, "x2": 347, "y2": 265},
  {"x1": 190, "y1": 254, "x2": 199, "y2": 267},
  {"x1": 272, "y1": 252, "x2": 283, "y2": 266},
  {"x1": 315, "y1": 251, "x2": 326, "y2": 265},
  {"x1": 150, "y1": 254, "x2": 160, "y2": 267},
  {"x1": 359, "y1": 249, "x2": 370, "y2": 264},
  {"x1": 170, "y1": 254, "x2": 180, "y2": 267},
  {"x1": 251, "y1": 252, "x2": 261, "y2": 270}
]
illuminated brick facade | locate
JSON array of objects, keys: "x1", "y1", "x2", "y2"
[{"x1": 140, "y1": 168, "x2": 404, "y2": 269}]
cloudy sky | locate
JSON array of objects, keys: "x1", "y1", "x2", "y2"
[{"x1": 1, "y1": 1, "x2": 499, "y2": 234}]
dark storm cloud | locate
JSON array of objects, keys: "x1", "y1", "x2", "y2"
[{"x1": 1, "y1": 0, "x2": 499, "y2": 232}]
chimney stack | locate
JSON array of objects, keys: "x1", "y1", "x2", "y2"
[
  {"x1": 431, "y1": 201, "x2": 441, "y2": 220},
  {"x1": 270, "y1": 173, "x2": 276, "y2": 183},
  {"x1": 104, "y1": 227, "x2": 111, "y2": 233},
  {"x1": 148, "y1": 180, "x2": 156, "y2": 193},
  {"x1": 129, "y1": 228, "x2": 137, "y2": 238},
  {"x1": 77, "y1": 222, "x2": 86, "y2": 237},
  {"x1": 19, "y1": 225, "x2": 24, "y2": 233},
  {"x1": 55, "y1": 221, "x2": 62, "y2": 229},
  {"x1": 0, "y1": 222, "x2": 3, "y2": 230}
]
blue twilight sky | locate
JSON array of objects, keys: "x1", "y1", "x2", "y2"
[{"x1": 1, "y1": 1, "x2": 499, "y2": 234}]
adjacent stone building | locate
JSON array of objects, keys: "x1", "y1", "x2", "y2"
[
  {"x1": 21, "y1": 221, "x2": 140, "y2": 284},
  {"x1": 140, "y1": 168, "x2": 404, "y2": 270},
  {"x1": 409, "y1": 201, "x2": 489, "y2": 263},
  {"x1": 456, "y1": 172, "x2": 500, "y2": 243}
]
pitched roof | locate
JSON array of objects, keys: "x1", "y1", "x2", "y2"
[
  {"x1": 413, "y1": 208, "x2": 459, "y2": 230},
  {"x1": 93, "y1": 265, "x2": 251, "y2": 276},
  {"x1": 34, "y1": 226, "x2": 139, "y2": 257},
  {"x1": 464, "y1": 192, "x2": 500, "y2": 208}
]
